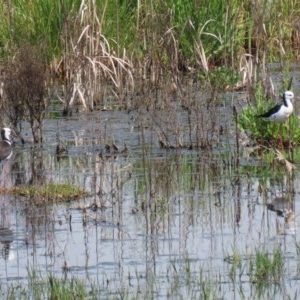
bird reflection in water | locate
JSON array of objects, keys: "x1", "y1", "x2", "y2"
[
  {"x1": 0, "y1": 226, "x2": 14, "y2": 260},
  {"x1": 267, "y1": 196, "x2": 296, "y2": 235}
]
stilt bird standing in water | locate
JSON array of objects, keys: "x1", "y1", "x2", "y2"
[
  {"x1": 255, "y1": 91, "x2": 294, "y2": 147},
  {"x1": 0, "y1": 128, "x2": 13, "y2": 162},
  {"x1": 0, "y1": 127, "x2": 14, "y2": 191}
]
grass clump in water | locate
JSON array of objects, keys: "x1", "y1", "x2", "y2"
[
  {"x1": 224, "y1": 248, "x2": 243, "y2": 284},
  {"x1": 11, "y1": 183, "x2": 89, "y2": 204},
  {"x1": 7, "y1": 274, "x2": 94, "y2": 300},
  {"x1": 250, "y1": 248, "x2": 283, "y2": 284},
  {"x1": 48, "y1": 275, "x2": 88, "y2": 300}
]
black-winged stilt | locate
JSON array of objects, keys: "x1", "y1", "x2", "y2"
[
  {"x1": 0, "y1": 128, "x2": 13, "y2": 162},
  {"x1": 255, "y1": 91, "x2": 294, "y2": 147},
  {"x1": 255, "y1": 91, "x2": 294, "y2": 122}
]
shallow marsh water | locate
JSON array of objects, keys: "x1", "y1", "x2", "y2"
[{"x1": 0, "y1": 89, "x2": 300, "y2": 299}]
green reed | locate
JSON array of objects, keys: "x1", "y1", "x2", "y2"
[
  {"x1": 3, "y1": 248, "x2": 297, "y2": 300},
  {"x1": 1, "y1": 0, "x2": 300, "y2": 140},
  {"x1": 1, "y1": 0, "x2": 299, "y2": 67},
  {"x1": 250, "y1": 248, "x2": 283, "y2": 283}
]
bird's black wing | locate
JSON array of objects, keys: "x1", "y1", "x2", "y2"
[
  {"x1": 255, "y1": 104, "x2": 281, "y2": 118},
  {"x1": 0, "y1": 142, "x2": 12, "y2": 162}
]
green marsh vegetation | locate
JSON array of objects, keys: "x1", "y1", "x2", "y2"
[
  {"x1": 1, "y1": 0, "x2": 300, "y2": 299},
  {"x1": 0, "y1": 0, "x2": 299, "y2": 117},
  {"x1": 252, "y1": 248, "x2": 283, "y2": 283},
  {"x1": 3, "y1": 248, "x2": 291, "y2": 299},
  {"x1": 10, "y1": 183, "x2": 89, "y2": 205},
  {"x1": 6, "y1": 272, "x2": 96, "y2": 300},
  {"x1": 224, "y1": 246, "x2": 288, "y2": 299},
  {"x1": 0, "y1": 0, "x2": 298, "y2": 166},
  {"x1": 0, "y1": 0, "x2": 299, "y2": 162}
]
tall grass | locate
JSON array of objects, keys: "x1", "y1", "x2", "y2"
[
  {"x1": 1, "y1": 0, "x2": 299, "y2": 71},
  {"x1": 0, "y1": 0, "x2": 299, "y2": 116},
  {"x1": 60, "y1": 0, "x2": 134, "y2": 114},
  {"x1": 0, "y1": 0, "x2": 77, "y2": 58}
]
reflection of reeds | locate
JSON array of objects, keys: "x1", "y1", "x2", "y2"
[
  {"x1": 5, "y1": 139, "x2": 300, "y2": 299},
  {"x1": 153, "y1": 90, "x2": 219, "y2": 150}
]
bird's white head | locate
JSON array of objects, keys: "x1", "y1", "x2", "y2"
[{"x1": 284, "y1": 90, "x2": 294, "y2": 101}]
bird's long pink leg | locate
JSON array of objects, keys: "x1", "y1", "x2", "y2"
[{"x1": 278, "y1": 124, "x2": 284, "y2": 149}]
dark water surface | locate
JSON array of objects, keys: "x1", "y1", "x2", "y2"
[{"x1": 0, "y1": 92, "x2": 300, "y2": 299}]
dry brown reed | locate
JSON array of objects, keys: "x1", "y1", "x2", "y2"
[
  {"x1": 3, "y1": 44, "x2": 47, "y2": 143},
  {"x1": 56, "y1": 0, "x2": 134, "y2": 115}
]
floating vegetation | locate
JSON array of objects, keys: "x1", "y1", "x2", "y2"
[{"x1": 9, "y1": 183, "x2": 89, "y2": 204}]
